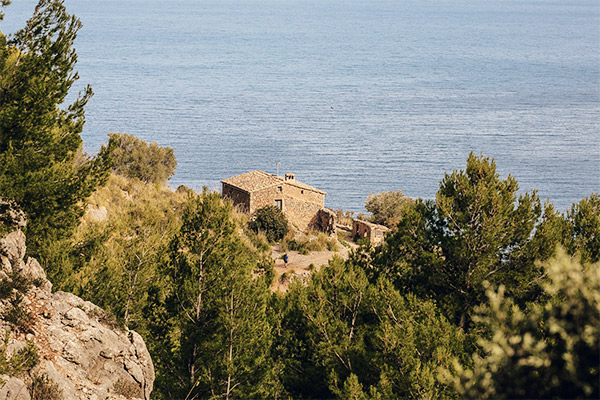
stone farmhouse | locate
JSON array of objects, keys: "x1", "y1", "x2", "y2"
[{"x1": 221, "y1": 170, "x2": 326, "y2": 231}]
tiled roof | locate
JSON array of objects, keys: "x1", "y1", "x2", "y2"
[
  {"x1": 221, "y1": 170, "x2": 326, "y2": 195},
  {"x1": 284, "y1": 179, "x2": 326, "y2": 195},
  {"x1": 221, "y1": 170, "x2": 281, "y2": 193}
]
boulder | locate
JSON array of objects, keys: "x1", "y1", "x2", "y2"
[
  {"x1": 0, "y1": 376, "x2": 30, "y2": 400},
  {"x1": 85, "y1": 205, "x2": 108, "y2": 223},
  {"x1": 0, "y1": 231, "x2": 26, "y2": 272}
]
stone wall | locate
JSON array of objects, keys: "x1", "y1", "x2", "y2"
[
  {"x1": 284, "y1": 197, "x2": 323, "y2": 231},
  {"x1": 282, "y1": 181, "x2": 324, "y2": 207},
  {"x1": 352, "y1": 220, "x2": 389, "y2": 246},
  {"x1": 249, "y1": 186, "x2": 282, "y2": 214},
  {"x1": 222, "y1": 184, "x2": 250, "y2": 212},
  {"x1": 310, "y1": 208, "x2": 336, "y2": 235},
  {"x1": 224, "y1": 176, "x2": 325, "y2": 232}
]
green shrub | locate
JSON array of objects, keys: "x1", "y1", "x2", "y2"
[
  {"x1": 5, "y1": 296, "x2": 35, "y2": 333},
  {"x1": 283, "y1": 239, "x2": 310, "y2": 254},
  {"x1": 176, "y1": 185, "x2": 195, "y2": 196},
  {"x1": 0, "y1": 332, "x2": 39, "y2": 377},
  {"x1": 281, "y1": 238, "x2": 301, "y2": 253},
  {"x1": 0, "y1": 273, "x2": 32, "y2": 300},
  {"x1": 327, "y1": 239, "x2": 339, "y2": 252},
  {"x1": 10, "y1": 341, "x2": 39, "y2": 374},
  {"x1": 248, "y1": 206, "x2": 289, "y2": 243},
  {"x1": 108, "y1": 133, "x2": 177, "y2": 184},
  {"x1": 0, "y1": 272, "x2": 36, "y2": 334},
  {"x1": 305, "y1": 233, "x2": 328, "y2": 252},
  {"x1": 245, "y1": 229, "x2": 271, "y2": 253},
  {"x1": 365, "y1": 190, "x2": 414, "y2": 226},
  {"x1": 281, "y1": 233, "x2": 339, "y2": 254},
  {"x1": 0, "y1": 199, "x2": 24, "y2": 238},
  {"x1": 305, "y1": 233, "x2": 338, "y2": 252}
]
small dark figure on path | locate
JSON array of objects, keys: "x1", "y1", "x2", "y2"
[{"x1": 283, "y1": 254, "x2": 289, "y2": 264}]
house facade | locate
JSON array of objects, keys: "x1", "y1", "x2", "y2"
[{"x1": 221, "y1": 170, "x2": 326, "y2": 231}]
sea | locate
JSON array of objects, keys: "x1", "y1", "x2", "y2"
[{"x1": 2, "y1": 0, "x2": 599, "y2": 212}]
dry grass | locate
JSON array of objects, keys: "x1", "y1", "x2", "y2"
[
  {"x1": 112, "y1": 377, "x2": 142, "y2": 398},
  {"x1": 280, "y1": 231, "x2": 339, "y2": 254},
  {"x1": 30, "y1": 374, "x2": 62, "y2": 400}
]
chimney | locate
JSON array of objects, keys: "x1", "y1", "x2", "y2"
[{"x1": 284, "y1": 173, "x2": 295, "y2": 181}]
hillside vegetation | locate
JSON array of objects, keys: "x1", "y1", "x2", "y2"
[
  {"x1": 1, "y1": 1, "x2": 598, "y2": 399},
  {"x1": 44, "y1": 153, "x2": 600, "y2": 399}
]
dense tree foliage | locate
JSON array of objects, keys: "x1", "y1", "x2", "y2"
[
  {"x1": 64, "y1": 157, "x2": 594, "y2": 400},
  {"x1": 17, "y1": 150, "x2": 600, "y2": 399},
  {"x1": 108, "y1": 132, "x2": 177, "y2": 184},
  {"x1": 564, "y1": 194, "x2": 600, "y2": 264},
  {"x1": 443, "y1": 249, "x2": 599, "y2": 399},
  {"x1": 0, "y1": 0, "x2": 111, "y2": 273},
  {"x1": 367, "y1": 153, "x2": 558, "y2": 329},
  {"x1": 364, "y1": 190, "x2": 414, "y2": 227},
  {"x1": 248, "y1": 205, "x2": 289, "y2": 242},
  {"x1": 273, "y1": 257, "x2": 467, "y2": 399},
  {"x1": 149, "y1": 192, "x2": 277, "y2": 399}
]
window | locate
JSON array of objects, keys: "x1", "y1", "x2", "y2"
[
  {"x1": 277, "y1": 186, "x2": 282, "y2": 192},
  {"x1": 301, "y1": 190, "x2": 304, "y2": 194},
  {"x1": 275, "y1": 199, "x2": 282, "y2": 210}
]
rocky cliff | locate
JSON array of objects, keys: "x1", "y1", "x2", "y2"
[{"x1": 0, "y1": 201, "x2": 154, "y2": 400}]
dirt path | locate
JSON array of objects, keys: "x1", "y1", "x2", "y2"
[{"x1": 270, "y1": 242, "x2": 355, "y2": 292}]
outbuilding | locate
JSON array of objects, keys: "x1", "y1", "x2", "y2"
[{"x1": 352, "y1": 219, "x2": 389, "y2": 246}]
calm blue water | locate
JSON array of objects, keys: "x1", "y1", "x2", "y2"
[{"x1": 3, "y1": 0, "x2": 599, "y2": 212}]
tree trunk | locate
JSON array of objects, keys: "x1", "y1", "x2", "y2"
[{"x1": 225, "y1": 290, "x2": 234, "y2": 400}]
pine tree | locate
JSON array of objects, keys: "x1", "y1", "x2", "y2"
[
  {"x1": 565, "y1": 193, "x2": 600, "y2": 263},
  {"x1": 154, "y1": 192, "x2": 276, "y2": 399},
  {"x1": 275, "y1": 257, "x2": 373, "y2": 398},
  {"x1": 276, "y1": 257, "x2": 464, "y2": 399},
  {"x1": 374, "y1": 153, "x2": 546, "y2": 329},
  {"x1": 0, "y1": 0, "x2": 111, "y2": 276}
]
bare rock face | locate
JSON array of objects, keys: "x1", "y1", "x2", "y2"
[
  {"x1": 0, "y1": 202, "x2": 154, "y2": 399},
  {"x1": 0, "y1": 231, "x2": 26, "y2": 275},
  {"x1": 85, "y1": 205, "x2": 108, "y2": 223},
  {"x1": 0, "y1": 376, "x2": 30, "y2": 400},
  {"x1": 22, "y1": 290, "x2": 155, "y2": 400}
]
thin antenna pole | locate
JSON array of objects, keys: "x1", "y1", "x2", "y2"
[{"x1": 276, "y1": 161, "x2": 281, "y2": 176}]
